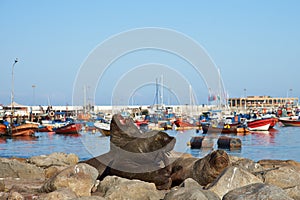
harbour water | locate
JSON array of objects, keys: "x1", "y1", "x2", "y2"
[{"x1": 0, "y1": 125, "x2": 299, "y2": 162}]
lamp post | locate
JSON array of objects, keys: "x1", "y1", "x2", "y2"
[{"x1": 11, "y1": 58, "x2": 18, "y2": 115}]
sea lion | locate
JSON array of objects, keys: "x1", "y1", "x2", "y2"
[
  {"x1": 170, "y1": 150, "x2": 230, "y2": 186},
  {"x1": 83, "y1": 114, "x2": 176, "y2": 190}
]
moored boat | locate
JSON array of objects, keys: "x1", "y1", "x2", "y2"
[
  {"x1": 94, "y1": 121, "x2": 110, "y2": 136},
  {"x1": 278, "y1": 117, "x2": 300, "y2": 127},
  {"x1": 12, "y1": 129, "x2": 35, "y2": 136},
  {"x1": 202, "y1": 123, "x2": 249, "y2": 134},
  {"x1": 0, "y1": 124, "x2": 6, "y2": 135},
  {"x1": 11, "y1": 123, "x2": 38, "y2": 136},
  {"x1": 54, "y1": 123, "x2": 82, "y2": 134},
  {"x1": 247, "y1": 118, "x2": 272, "y2": 131}
]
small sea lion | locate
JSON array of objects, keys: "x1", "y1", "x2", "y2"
[{"x1": 170, "y1": 150, "x2": 230, "y2": 186}]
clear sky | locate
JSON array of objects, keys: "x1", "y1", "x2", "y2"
[{"x1": 1, "y1": 0, "x2": 299, "y2": 106}]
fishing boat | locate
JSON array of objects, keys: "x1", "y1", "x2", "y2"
[
  {"x1": 201, "y1": 122, "x2": 249, "y2": 134},
  {"x1": 247, "y1": 118, "x2": 272, "y2": 131},
  {"x1": 94, "y1": 121, "x2": 110, "y2": 136},
  {"x1": 54, "y1": 123, "x2": 82, "y2": 134},
  {"x1": 278, "y1": 117, "x2": 300, "y2": 127},
  {"x1": 11, "y1": 123, "x2": 38, "y2": 136},
  {"x1": 12, "y1": 129, "x2": 35, "y2": 136},
  {"x1": 0, "y1": 124, "x2": 7, "y2": 135}
]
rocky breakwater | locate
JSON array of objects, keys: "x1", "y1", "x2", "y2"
[{"x1": 0, "y1": 114, "x2": 298, "y2": 199}]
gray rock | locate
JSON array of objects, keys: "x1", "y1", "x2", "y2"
[
  {"x1": 164, "y1": 178, "x2": 220, "y2": 200},
  {"x1": 284, "y1": 185, "x2": 300, "y2": 200},
  {"x1": 40, "y1": 163, "x2": 99, "y2": 197},
  {"x1": 0, "y1": 192, "x2": 9, "y2": 199},
  {"x1": 98, "y1": 175, "x2": 164, "y2": 200},
  {"x1": 0, "y1": 158, "x2": 44, "y2": 180},
  {"x1": 29, "y1": 152, "x2": 79, "y2": 168},
  {"x1": 206, "y1": 166, "x2": 262, "y2": 199},
  {"x1": 231, "y1": 157, "x2": 264, "y2": 174},
  {"x1": 223, "y1": 183, "x2": 293, "y2": 200},
  {"x1": 0, "y1": 181, "x2": 4, "y2": 192},
  {"x1": 39, "y1": 188, "x2": 77, "y2": 200},
  {"x1": 8, "y1": 191, "x2": 24, "y2": 200},
  {"x1": 71, "y1": 197, "x2": 106, "y2": 200},
  {"x1": 262, "y1": 165, "x2": 300, "y2": 188}
]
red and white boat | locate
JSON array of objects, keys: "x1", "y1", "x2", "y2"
[
  {"x1": 278, "y1": 117, "x2": 300, "y2": 127},
  {"x1": 54, "y1": 123, "x2": 82, "y2": 134},
  {"x1": 247, "y1": 118, "x2": 273, "y2": 131}
]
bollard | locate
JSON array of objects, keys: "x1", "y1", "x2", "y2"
[
  {"x1": 217, "y1": 136, "x2": 241, "y2": 149},
  {"x1": 190, "y1": 136, "x2": 205, "y2": 149}
]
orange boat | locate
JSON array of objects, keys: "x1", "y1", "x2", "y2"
[
  {"x1": 11, "y1": 123, "x2": 38, "y2": 136},
  {"x1": 0, "y1": 124, "x2": 7, "y2": 135},
  {"x1": 12, "y1": 129, "x2": 35, "y2": 136}
]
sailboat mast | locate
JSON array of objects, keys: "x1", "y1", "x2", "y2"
[{"x1": 160, "y1": 75, "x2": 164, "y2": 106}]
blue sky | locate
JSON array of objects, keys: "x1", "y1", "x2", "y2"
[{"x1": 0, "y1": 1, "x2": 299, "y2": 106}]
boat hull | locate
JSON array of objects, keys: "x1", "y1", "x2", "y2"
[
  {"x1": 94, "y1": 122, "x2": 110, "y2": 136},
  {"x1": 279, "y1": 118, "x2": 300, "y2": 127},
  {"x1": 54, "y1": 123, "x2": 82, "y2": 134},
  {"x1": 202, "y1": 124, "x2": 249, "y2": 134},
  {"x1": 247, "y1": 119, "x2": 271, "y2": 131}
]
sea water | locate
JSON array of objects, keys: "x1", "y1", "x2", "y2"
[{"x1": 0, "y1": 125, "x2": 299, "y2": 162}]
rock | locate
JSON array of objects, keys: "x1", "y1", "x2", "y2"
[
  {"x1": 29, "y1": 152, "x2": 79, "y2": 168},
  {"x1": 262, "y1": 165, "x2": 300, "y2": 188},
  {"x1": 0, "y1": 158, "x2": 44, "y2": 180},
  {"x1": 8, "y1": 191, "x2": 24, "y2": 200},
  {"x1": 40, "y1": 163, "x2": 99, "y2": 197},
  {"x1": 81, "y1": 152, "x2": 112, "y2": 180},
  {"x1": 284, "y1": 185, "x2": 300, "y2": 200},
  {"x1": 170, "y1": 150, "x2": 230, "y2": 186},
  {"x1": 44, "y1": 166, "x2": 60, "y2": 178},
  {"x1": 258, "y1": 159, "x2": 300, "y2": 170},
  {"x1": 223, "y1": 183, "x2": 293, "y2": 200},
  {"x1": 98, "y1": 176, "x2": 165, "y2": 200},
  {"x1": 0, "y1": 192, "x2": 9, "y2": 199},
  {"x1": 206, "y1": 166, "x2": 262, "y2": 199},
  {"x1": 231, "y1": 157, "x2": 264, "y2": 174},
  {"x1": 38, "y1": 188, "x2": 77, "y2": 200},
  {"x1": 164, "y1": 178, "x2": 220, "y2": 200},
  {"x1": 0, "y1": 181, "x2": 4, "y2": 192},
  {"x1": 71, "y1": 197, "x2": 106, "y2": 200}
]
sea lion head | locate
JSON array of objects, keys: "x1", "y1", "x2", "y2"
[
  {"x1": 208, "y1": 150, "x2": 230, "y2": 171},
  {"x1": 153, "y1": 131, "x2": 176, "y2": 153}
]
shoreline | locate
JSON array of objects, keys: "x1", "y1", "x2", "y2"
[{"x1": 1, "y1": 151, "x2": 300, "y2": 199}]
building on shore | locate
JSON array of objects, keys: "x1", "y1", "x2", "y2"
[{"x1": 228, "y1": 96, "x2": 299, "y2": 110}]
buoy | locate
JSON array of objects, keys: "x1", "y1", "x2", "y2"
[
  {"x1": 217, "y1": 136, "x2": 241, "y2": 149},
  {"x1": 49, "y1": 111, "x2": 55, "y2": 117},
  {"x1": 190, "y1": 136, "x2": 205, "y2": 149}
]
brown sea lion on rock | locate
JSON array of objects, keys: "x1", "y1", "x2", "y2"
[
  {"x1": 84, "y1": 114, "x2": 176, "y2": 190},
  {"x1": 170, "y1": 149, "x2": 230, "y2": 187}
]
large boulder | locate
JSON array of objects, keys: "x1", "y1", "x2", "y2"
[
  {"x1": 206, "y1": 166, "x2": 262, "y2": 199},
  {"x1": 38, "y1": 188, "x2": 78, "y2": 200},
  {"x1": 164, "y1": 178, "x2": 220, "y2": 200},
  {"x1": 0, "y1": 158, "x2": 44, "y2": 180},
  {"x1": 97, "y1": 176, "x2": 165, "y2": 200},
  {"x1": 28, "y1": 152, "x2": 79, "y2": 168},
  {"x1": 262, "y1": 165, "x2": 300, "y2": 188},
  {"x1": 223, "y1": 183, "x2": 293, "y2": 200},
  {"x1": 40, "y1": 163, "x2": 99, "y2": 197}
]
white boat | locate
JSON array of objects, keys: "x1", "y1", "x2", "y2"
[{"x1": 94, "y1": 121, "x2": 110, "y2": 136}]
